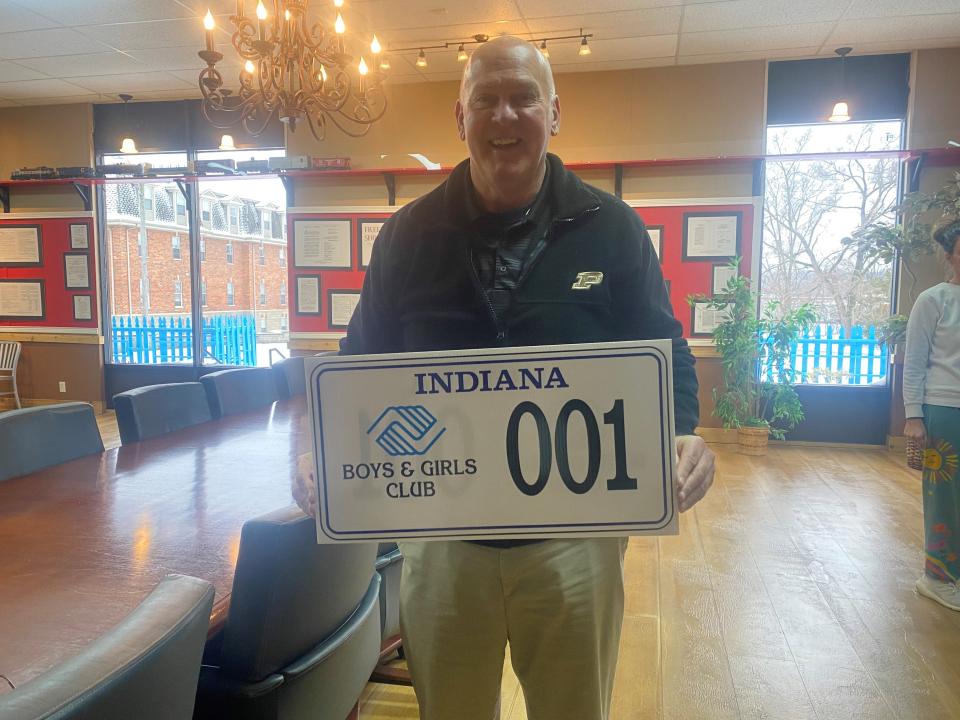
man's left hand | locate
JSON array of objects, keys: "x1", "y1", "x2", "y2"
[{"x1": 675, "y1": 435, "x2": 715, "y2": 512}]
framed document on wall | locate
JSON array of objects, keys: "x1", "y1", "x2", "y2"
[
  {"x1": 293, "y1": 219, "x2": 352, "y2": 269},
  {"x1": 646, "y1": 225, "x2": 664, "y2": 262},
  {"x1": 690, "y1": 300, "x2": 731, "y2": 336},
  {"x1": 69, "y1": 223, "x2": 90, "y2": 250},
  {"x1": 0, "y1": 224, "x2": 42, "y2": 266},
  {"x1": 73, "y1": 294, "x2": 93, "y2": 321},
  {"x1": 357, "y1": 219, "x2": 385, "y2": 270},
  {"x1": 63, "y1": 252, "x2": 90, "y2": 289},
  {"x1": 328, "y1": 290, "x2": 361, "y2": 330},
  {"x1": 296, "y1": 274, "x2": 321, "y2": 316},
  {"x1": 682, "y1": 212, "x2": 741, "y2": 261},
  {"x1": 711, "y1": 263, "x2": 739, "y2": 295},
  {"x1": 0, "y1": 279, "x2": 45, "y2": 320}
]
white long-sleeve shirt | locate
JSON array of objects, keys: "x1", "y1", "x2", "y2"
[{"x1": 903, "y1": 282, "x2": 960, "y2": 418}]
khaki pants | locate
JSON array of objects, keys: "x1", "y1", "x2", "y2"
[{"x1": 398, "y1": 538, "x2": 627, "y2": 720}]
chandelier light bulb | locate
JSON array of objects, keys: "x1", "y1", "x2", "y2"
[
  {"x1": 335, "y1": 12, "x2": 345, "y2": 33},
  {"x1": 579, "y1": 36, "x2": 591, "y2": 56},
  {"x1": 244, "y1": 59, "x2": 255, "y2": 73},
  {"x1": 255, "y1": 0, "x2": 267, "y2": 20},
  {"x1": 284, "y1": 8, "x2": 291, "y2": 20},
  {"x1": 203, "y1": 10, "x2": 215, "y2": 30},
  {"x1": 334, "y1": 0, "x2": 344, "y2": 7},
  {"x1": 457, "y1": 43, "x2": 467, "y2": 62},
  {"x1": 539, "y1": 40, "x2": 549, "y2": 59},
  {"x1": 319, "y1": 64, "x2": 328, "y2": 83},
  {"x1": 416, "y1": 48, "x2": 427, "y2": 67},
  {"x1": 371, "y1": 34, "x2": 382, "y2": 54},
  {"x1": 358, "y1": 56, "x2": 368, "y2": 76}
]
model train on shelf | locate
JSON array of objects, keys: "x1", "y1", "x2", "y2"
[{"x1": 9, "y1": 156, "x2": 351, "y2": 181}]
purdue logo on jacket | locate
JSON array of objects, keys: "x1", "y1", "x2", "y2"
[{"x1": 571, "y1": 271, "x2": 604, "y2": 290}]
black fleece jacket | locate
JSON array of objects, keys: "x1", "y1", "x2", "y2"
[{"x1": 341, "y1": 153, "x2": 700, "y2": 435}]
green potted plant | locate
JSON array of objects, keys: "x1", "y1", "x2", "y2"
[{"x1": 691, "y1": 260, "x2": 817, "y2": 455}]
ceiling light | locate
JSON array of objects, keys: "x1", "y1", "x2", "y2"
[
  {"x1": 197, "y1": 0, "x2": 386, "y2": 141},
  {"x1": 828, "y1": 47, "x2": 852, "y2": 123},
  {"x1": 118, "y1": 93, "x2": 138, "y2": 154},
  {"x1": 539, "y1": 40, "x2": 549, "y2": 59},
  {"x1": 457, "y1": 43, "x2": 468, "y2": 62},
  {"x1": 219, "y1": 134, "x2": 236, "y2": 150},
  {"x1": 416, "y1": 49, "x2": 427, "y2": 67},
  {"x1": 578, "y1": 35, "x2": 591, "y2": 56},
  {"x1": 828, "y1": 101, "x2": 850, "y2": 123}
]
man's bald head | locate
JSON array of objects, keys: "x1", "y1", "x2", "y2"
[{"x1": 460, "y1": 35, "x2": 556, "y2": 102}]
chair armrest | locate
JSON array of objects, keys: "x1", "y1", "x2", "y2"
[
  {"x1": 375, "y1": 548, "x2": 402, "y2": 571},
  {"x1": 198, "y1": 665, "x2": 285, "y2": 699}
]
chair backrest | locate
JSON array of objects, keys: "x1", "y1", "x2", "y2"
[
  {"x1": 0, "y1": 403, "x2": 104, "y2": 482},
  {"x1": 0, "y1": 574, "x2": 214, "y2": 720},
  {"x1": 199, "y1": 368, "x2": 278, "y2": 419},
  {"x1": 0, "y1": 340, "x2": 20, "y2": 372},
  {"x1": 219, "y1": 506, "x2": 378, "y2": 683},
  {"x1": 272, "y1": 355, "x2": 307, "y2": 398},
  {"x1": 112, "y1": 382, "x2": 212, "y2": 444}
]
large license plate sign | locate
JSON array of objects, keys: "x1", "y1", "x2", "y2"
[{"x1": 306, "y1": 341, "x2": 677, "y2": 542}]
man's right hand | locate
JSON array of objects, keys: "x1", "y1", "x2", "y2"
[
  {"x1": 904, "y1": 418, "x2": 926, "y2": 445},
  {"x1": 293, "y1": 452, "x2": 318, "y2": 519}
]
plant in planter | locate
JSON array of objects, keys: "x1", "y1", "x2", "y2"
[
  {"x1": 877, "y1": 313, "x2": 908, "y2": 354},
  {"x1": 691, "y1": 260, "x2": 817, "y2": 455}
]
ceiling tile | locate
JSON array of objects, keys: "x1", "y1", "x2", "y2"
[
  {"x1": 680, "y1": 23, "x2": 835, "y2": 56},
  {"x1": 15, "y1": 52, "x2": 149, "y2": 79},
  {"x1": 845, "y1": 0, "x2": 960, "y2": 20},
  {"x1": 678, "y1": 46, "x2": 822, "y2": 66},
  {"x1": 827, "y1": 13, "x2": 960, "y2": 45},
  {"x1": 0, "y1": 28, "x2": 113, "y2": 60},
  {"x1": 168, "y1": 66, "x2": 242, "y2": 85},
  {"x1": 524, "y1": 6, "x2": 682, "y2": 37},
  {"x1": 682, "y1": 0, "x2": 846, "y2": 33},
  {"x1": 0, "y1": 78, "x2": 92, "y2": 98},
  {"x1": 344, "y1": 0, "x2": 524, "y2": 33},
  {"x1": 377, "y1": 20, "x2": 531, "y2": 47},
  {"x1": 67, "y1": 71, "x2": 196, "y2": 94},
  {"x1": 123, "y1": 45, "x2": 213, "y2": 72},
  {"x1": 517, "y1": 0, "x2": 682, "y2": 16},
  {"x1": 0, "y1": 61, "x2": 49, "y2": 83},
  {"x1": 76, "y1": 17, "x2": 232, "y2": 51},
  {"x1": 129, "y1": 88, "x2": 205, "y2": 101},
  {"x1": 23, "y1": 0, "x2": 196, "y2": 26},
  {"x1": 816, "y1": 38, "x2": 960, "y2": 55},
  {"x1": 18, "y1": 94, "x2": 106, "y2": 106},
  {"x1": 3, "y1": 2, "x2": 61, "y2": 32},
  {"x1": 552, "y1": 57, "x2": 676, "y2": 73}
]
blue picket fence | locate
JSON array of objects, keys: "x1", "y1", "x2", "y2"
[
  {"x1": 111, "y1": 314, "x2": 257, "y2": 366},
  {"x1": 761, "y1": 324, "x2": 889, "y2": 385}
]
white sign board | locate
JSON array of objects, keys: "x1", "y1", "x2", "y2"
[{"x1": 306, "y1": 341, "x2": 677, "y2": 543}]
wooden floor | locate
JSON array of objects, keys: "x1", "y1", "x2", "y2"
[
  {"x1": 358, "y1": 445, "x2": 960, "y2": 720},
  {"x1": 94, "y1": 413, "x2": 960, "y2": 719}
]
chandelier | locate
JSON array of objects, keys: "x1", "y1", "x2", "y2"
[{"x1": 198, "y1": 0, "x2": 386, "y2": 141}]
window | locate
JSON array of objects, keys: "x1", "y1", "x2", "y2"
[
  {"x1": 175, "y1": 192, "x2": 187, "y2": 226},
  {"x1": 258, "y1": 243, "x2": 265, "y2": 265},
  {"x1": 279, "y1": 283, "x2": 286, "y2": 306},
  {"x1": 260, "y1": 314, "x2": 267, "y2": 331},
  {"x1": 172, "y1": 234, "x2": 181, "y2": 260},
  {"x1": 279, "y1": 247, "x2": 286, "y2": 266},
  {"x1": 201, "y1": 279, "x2": 207, "y2": 307},
  {"x1": 226, "y1": 242, "x2": 234, "y2": 264},
  {"x1": 259, "y1": 279, "x2": 266, "y2": 305},
  {"x1": 226, "y1": 280, "x2": 235, "y2": 306},
  {"x1": 201, "y1": 199, "x2": 212, "y2": 228},
  {"x1": 200, "y1": 239, "x2": 206, "y2": 262},
  {"x1": 280, "y1": 314, "x2": 287, "y2": 331},
  {"x1": 143, "y1": 186, "x2": 154, "y2": 221},
  {"x1": 173, "y1": 276, "x2": 183, "y2": 309},
  {"x1": 229, "y1": 205, "x2": 239, "y2": 234},
  {"x1": 262, "y1": 210, "x2": 272, "y2": 238}
]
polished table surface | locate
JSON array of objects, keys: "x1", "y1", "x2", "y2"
[{"x1": 0, "y1": 397, "x2": 309, "y2": 692}]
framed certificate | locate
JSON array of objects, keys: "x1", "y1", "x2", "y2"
[
  {"x1": 646, "y1": 225, "x2": 663, "y2": 262},
  {"x1": 63, "y1": 252, "x2": 90, "y2": 289},
  {"x1": 682, "y1": 212, "x2": 741, "y2": 261},
  {"x1": 69, "y1": 223, "x2": 89, "y2": 250},
  {"x1": 357, "y1": 219, "x2": 385, "y2": 270},
  {"x1": 0, "y1": 224, "x2": 42, "y2": 266},
  {"x1": 293, "y1": 219, "x2": 352, "y2": 269},
  {"x1": 328, "y1": 290, "x2": 361, "y2": 330},
  {"x1": 711, "y1": 263, "x2": 739, "y2": 296},
  {"x1": 690, "y1": 300, "x2": 731, "y2": 336},
  {"x1": 295, "y1": 274, "x2": 321, "y2": 316},
  {"x1": 73, "y1": 294, "x2": 93, "y2": 321},
  {"x1": 0, "y1": 279, "x2": 45, "y2": 320}
]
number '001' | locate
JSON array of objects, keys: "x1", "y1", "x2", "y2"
[{"x1": 505, "y1": 399, "x2": 638, "y2": 496}]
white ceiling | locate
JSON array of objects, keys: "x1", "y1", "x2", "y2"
[{"x1": 0, "y1": 0, "x2": 958, "y2": 106}]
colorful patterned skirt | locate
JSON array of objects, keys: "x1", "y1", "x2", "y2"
[{"x1": 922, "y1": 404, "x2": 960, "y2": 583}]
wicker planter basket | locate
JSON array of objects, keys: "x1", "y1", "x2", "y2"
[
  {"x1": 738, "y1": 426, "x2": 770, "y2": 456},
  {"x1": 906, "y1": 437, "x2": 925, "y2": 471}
]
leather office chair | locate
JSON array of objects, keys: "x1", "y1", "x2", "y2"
[
  {"x1": 199, "y1": 368, "x2": 278, "y2": 419},
  {"x1": 0, "y1": 402, "x2": 104, "y2": 482},
  {"x1": 375, "y1": 543, "x2": 403, "y2": 650},
  {"x1": 0, "y1": 340, "x2": 22, "y2": 409},
  {"x1": 113, "y1": 382, "x2": 213, "y2": 444},
  {"x1": 195, "y1": 506, "x2": 381, "y2": 720},
  {"x1": 0, "y1": 574, "x2": 214, "y2": 720}
]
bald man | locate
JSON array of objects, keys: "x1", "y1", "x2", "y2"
[{"x1": 298, "y1": 36, "x2": 714, "y2": 720}]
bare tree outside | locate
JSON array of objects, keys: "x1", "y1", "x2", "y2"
[{"x1": 762, "y1": 121, "x2": 902, "y2": 331}]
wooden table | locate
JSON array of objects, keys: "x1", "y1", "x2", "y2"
[{"x1": 0, "y1": 397, "x2": 311, "y2": 692}]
